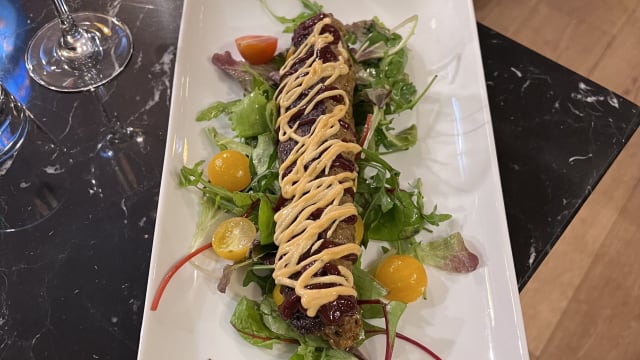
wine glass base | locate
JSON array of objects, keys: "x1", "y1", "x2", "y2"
[{"x1": 25, "y1": 12, "x2": 133, "y2": 92}]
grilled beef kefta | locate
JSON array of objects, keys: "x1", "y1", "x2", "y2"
[{"x1": 272, "y1": 13, "x2": 363, "y2": 350}]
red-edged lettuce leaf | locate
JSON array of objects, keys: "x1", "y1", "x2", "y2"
[
  {"x1": 211, "y1": 51, "x2": 281, "y2": 92},
  {"x1": 416, "y1": 232, "x2": 479, "y2": 273}
]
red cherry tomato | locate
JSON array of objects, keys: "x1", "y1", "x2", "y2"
[{"x1": 235, "y1": 35, "x2": 278, "y2": 65}]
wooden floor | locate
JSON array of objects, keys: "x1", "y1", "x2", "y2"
[{"x1": 474, "y1": 0, "x2": 640, "y2": 359}]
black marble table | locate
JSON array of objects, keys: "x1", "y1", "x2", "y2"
[{"x1": 0, "y1": 1, "x2": 638, "y2": 358}]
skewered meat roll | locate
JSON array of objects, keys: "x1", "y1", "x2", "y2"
[{"x1": 273, "y1": 13, "x2": 363, "y2": 350}]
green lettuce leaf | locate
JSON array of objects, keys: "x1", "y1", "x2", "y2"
[
  {"x1": 243, "y1": 269, "x2": 275, "y2": 295},
  {"x1": 252, "y1": 133, "x2": 276, "y2": 174},
  {"x1": 196, "y1": 99, "x2": 241, "y2": 122},
  {"x1": 259, "y1": 296, "x2": 330, "y2": 348},
  {"x1": 204, "y1": 126, "x2": 252, "y2": 155},
  {"x1": 289, "y1": 344, "x2": 357, "y2": 360},
  {"x1": 259, "y1": 195, "x2": 275, "y2": 245},
  {"x1": 385, "y1": 301, "x2": 407, "y2": 352},
  {"x1": 197, "y1": 72, "x2": 274, "y2": 138},
  {"x1": 353, "y1": 266, "x2": 389, "y2": 319},
  {"x1": 415, "y1": 232, "x2": 480, "y2": 273},
  {"x1": 228, "y1": 89, "x2": 272, "y2": 137},
  {"x1": 191, "y1": 195, "x2": 224, "y2": 248},
  {"x1": 259, "y1": 296, "x2": 301, "y2": 340},
  {"x1": 230, "y1": 297, "x2": 287, "y2": 349}
]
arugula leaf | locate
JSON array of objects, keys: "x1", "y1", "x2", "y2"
[
  {"x1": 415, "y1": 232, "x2": 480, "y2": 273},
  {"x1": 260, "y1": 0, "x2": 324, "y2": 33},
  {"x1": 355, "y1": 154, "x2": 452, "y2": 246},
  {"x1": 230, "y1": 297, "x2": 287, "y2": 349},
  {"x1": 178, "y1": 162, "x2": 248, "y2": 215},
  {"x1": 378, "y1": 124, "x2": 417, "y2": 153},
  {"x1": 179, "y1": 162, "x2": 234, "y2": 209},
  {"x1": 204, "y1": 126, "x2": 253, "y2": 155}
]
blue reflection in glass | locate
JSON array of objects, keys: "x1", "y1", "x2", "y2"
[
  {"x1": 1, "y1": 0, "x2": 31, "y2": 154},
  {"x1": 0, "y1": 0, "x2": 31, "y2": 104}
]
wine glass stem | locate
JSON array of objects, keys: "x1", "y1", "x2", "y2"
[
  {"x1": 51, "y1": 0, "x2": 80, "y2": 41},
  {"x1": 47, "y1": 0, "x2": 103, "y2": 67}
]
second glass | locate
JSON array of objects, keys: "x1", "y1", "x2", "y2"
[
  {"x1": 25, "y1": 0, "x2": 133, "y2": 92},
  {"x1": 0, "y1": 82, "x2": 69, "y2": 232}
]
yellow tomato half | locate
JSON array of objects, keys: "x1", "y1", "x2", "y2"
[
  {"x1": 212, "y1": 217, "x2": 256, "y2": 262},
  {"x1": 374, "y1": 255, "x2": 428, "y2": 303}
]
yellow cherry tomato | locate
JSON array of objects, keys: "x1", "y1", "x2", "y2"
[
  {"x1": 354, "y1": 215, "x2": 364, "y2": 246},
  {"x1": 207, "y1": 150, "x2": 251, "y2": 192},
  {"x1": 212, "y1": 217, "x2": 256, "y2": 262},
  {"x1": 374, "y1": 255, "x2": 428, "y2": 303},
  {"x1": 273, "y1": 284, "x2": 284, "y2": 306}
]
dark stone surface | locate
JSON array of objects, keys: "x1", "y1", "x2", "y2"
[
  {"x1": 0, "y1": 1, "x2": 638, "y2": 358},
  {"x1": 478, "y1": 24, "x2": 639, "y2": 288}
]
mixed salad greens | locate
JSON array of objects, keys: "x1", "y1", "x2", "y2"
[{"x1": 151, "y1": 1, "x2": 479, "y2": 359}]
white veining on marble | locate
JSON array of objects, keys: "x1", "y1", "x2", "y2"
[
  {"x1": 568, "y1": 154, "x2": 593, "y2": 164},
  {"x1": 43, "y1": 165, "x2": 64, "y2": 174},
  {"x1": 607, "y1": 92, "x2": 620, "y2": 109},
  {"x1": 520, "y1": 79, "x2": 530, "y2": 96},
  {"x1": 571, "y1": 90, "x2": 605, "y2": 104},
  {"x1": 133, "y1": 53, "x2": 144, "y2": 72},
  {"x1": 60, "y1": 100, "x2": 79, "y2": 139},
  {"x1": 106, "y1": 0, "x2": 123, "y2": 17},
  {"x1": 578, "y1": 82, "x2": 592, "y2": 91},
  {"x1": 528, "y1": 245, "x2": 536, "y2": 267},
  {"x1": 120, "y1": 198, "x2": 128, "y2": 224},
  {"x1": 130, "y1": 7, "x2": 149, "y2": 33},
  {"x1": 567, "y1": 102, "x2": 584, "y2": 117},
  {"x1": 127, "y1": 46, "x2": 176, "y2": 123}
]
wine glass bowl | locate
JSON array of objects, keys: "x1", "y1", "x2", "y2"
[
  {"x1": 0, "y1": 82, "x2": 70, "y2": 232},
  {"x1": 25, "y1": 4, "x2": 133, "y2": 92}
]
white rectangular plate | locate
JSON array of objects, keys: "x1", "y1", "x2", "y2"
[{"x1": 138, "y1": 1, "x2": 529, "y2": 359}]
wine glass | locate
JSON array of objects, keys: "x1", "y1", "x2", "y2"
[
  {"x1": 25, "y1": 0, "x2": 133, "y2": 92},
  {"x1": 0, "y1": 82, "x2": 70, "y2": 232}
]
